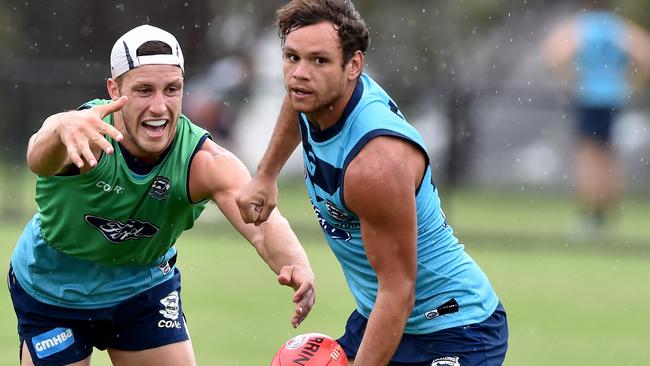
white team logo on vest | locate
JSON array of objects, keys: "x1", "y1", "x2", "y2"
[
  {"x1": 312, "y1": 202, "x2": 352, "y2": 241},
  {"x1": 158, "y1": 291, "x2": 182, "y2": 329},
  {"x1": 149, "y1": 176, "x2": 171, "y2": 200},
  {"x1": 431, "y1": 356, "x2": 460, "y2": 366},
  {"x1": 325, "y1": 200, "x2": 352, "y2": 222}
]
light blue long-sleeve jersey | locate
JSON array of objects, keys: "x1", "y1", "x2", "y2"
[{"x1": 299, "y1": 73, "x2": 499, "y2": 334}]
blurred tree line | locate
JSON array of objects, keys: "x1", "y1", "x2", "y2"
[{"x1": 0, "y1": 0, "x2": 647, "y2": 164}]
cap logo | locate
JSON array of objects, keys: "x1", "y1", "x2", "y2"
[{"x1": 122, "y1": 40, "x2": 134, "y2": 70}]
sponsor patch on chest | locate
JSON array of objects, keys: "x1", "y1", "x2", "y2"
[{"x1": 85, "y1": 215, "x2": 159, "y2": 243}]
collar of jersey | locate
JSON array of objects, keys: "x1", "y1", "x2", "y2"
[{"x1": 307, "y1": 78, "x2": 364, "y2": 143}]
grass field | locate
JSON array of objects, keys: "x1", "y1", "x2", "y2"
[{"x1": 0, "y1": 179, "x2": 649, "y2": 365}]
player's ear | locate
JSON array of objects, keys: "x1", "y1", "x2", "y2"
[
  {"x1": 107, "y1": 78, "x2": 121, "y2": 100},
  {"x1": 346, "y1": 50, "x2": 364, "y2": 80}
]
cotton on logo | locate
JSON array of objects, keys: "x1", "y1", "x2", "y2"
[{"x1": 96, "y1": 181, "x2": 124, "y2": 194}]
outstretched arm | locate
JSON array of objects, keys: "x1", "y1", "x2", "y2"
[
  {"x1": 190, "y1": 139, "x2": 314, "y2": 328},
  {"x1": 27, "y1": 97, "x2": 126, "y2": 176},
  {"x1": 344, "y1": 136, "x2": 424, "y2": 366},
  {"x1": 236, "y1": 95, "x2": 301, "y2": 225},
  {"x1": 542, "y1": 18, "x2": 578, "y2": 86},
  {"x1": 627, "y1": 22, "x2": 650, "y2": 84}
]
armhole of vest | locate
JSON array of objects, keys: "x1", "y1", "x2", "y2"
[
  {"x1": 339, "y1": 129, "x2": 430, "y2": 210},
  {"x1": 187, "y1": 133, "x2": 211, "y2": 204}
]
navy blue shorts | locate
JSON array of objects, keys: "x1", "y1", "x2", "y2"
[
  {"x1": 576, "y1": 106, "x2": 618, "y2": 143},
  {"x1": 8, "y1": 266, "x2": 189, "y2": 366},
  {"x1": 337, "y1": 303, "x2": 508, "y2": 365}
]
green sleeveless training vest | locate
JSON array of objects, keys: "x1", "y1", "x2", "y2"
[{"x1": 35, "y1": 99, "x2": 209, "y2": 266}]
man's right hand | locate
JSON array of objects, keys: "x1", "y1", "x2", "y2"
[
  {"x1": 58, "y1": 96, "x2": 127, "y2": 169},
  {"x1": 236, "y1": 173, "x2": 279, "y2": 226},
  {"x1": 236, "y1": 95, "x2": 300, "y2": 225},
  {"x1": 27, "y1": 96, "x2": 128, "y2": 176},
  {"x1": 277, "y1": 264, "x2": 316, "y2": 328}
]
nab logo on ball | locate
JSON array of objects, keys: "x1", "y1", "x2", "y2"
[{"x1": 271, "y1": 333, "x2": 347, "y2": 366}]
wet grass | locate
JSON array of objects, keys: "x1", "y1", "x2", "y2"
[{"x1": 0, "y1": 180, "x2": 648, "y2": 365}]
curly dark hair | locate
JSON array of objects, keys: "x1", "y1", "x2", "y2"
[{"x1": 276, "y1": 0, "x2": 370, "y2": 67}]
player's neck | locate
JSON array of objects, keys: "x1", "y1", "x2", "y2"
[{"x1": 307, "y1": 81, "x2": 357, "y2": 131}]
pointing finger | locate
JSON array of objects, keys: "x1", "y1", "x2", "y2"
[{"x1": 97, "y1": 95, "x2": 127, "y2": 119}]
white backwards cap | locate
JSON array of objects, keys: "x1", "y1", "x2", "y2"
[{"x1": 110, "y1": 24, "x2": 184, "y2": 79}]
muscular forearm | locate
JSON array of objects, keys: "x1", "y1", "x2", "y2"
[
  {"x1": 256, "y1": 96, "x2": 301, "y2": 179},
  {"x1": 27, "y1": 113, "x2": 70, "y2": 176},
  {"x1": 354, "y1": 289, "x2": 414, "y2": 366},
  {"x1": 257, "y1": 210, "x2": 315, "y2": 328},
  {"x1": 256, "y1": 211, "x2": 311, "y2": 274}
]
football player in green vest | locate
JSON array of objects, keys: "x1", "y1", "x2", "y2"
[{"x1": 9, "y1": 24, "x2": 315, "y2": 366}]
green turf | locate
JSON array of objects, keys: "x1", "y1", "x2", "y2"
[{"x1": 0, "y1": 181, "x2": 648, "y2": 365}]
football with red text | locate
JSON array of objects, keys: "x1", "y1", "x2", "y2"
[{"x1": 270, "y1": 333, "x2": 348, "y2": 365}]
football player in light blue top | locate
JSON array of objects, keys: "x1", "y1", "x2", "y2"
[{"x1": 237, "y1": 1, "x2": 508, "y2": 365}]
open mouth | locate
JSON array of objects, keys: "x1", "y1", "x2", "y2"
[
  {"x1": 142, "y1": 119, "x2": 167, "y2": 137},
  {"x1": 291, "y1": 88, "x2": 314, "y2": 101}
]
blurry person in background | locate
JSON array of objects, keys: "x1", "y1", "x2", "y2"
[
  {"x1": 8, "y1": 24, "x2": 314, "y2": 366},
  {"x1": 183, "y1": 53, "x2": 254, "y2": 148},
  {"x1": 543, "y1": 0, "x2": 650, "y2": 237}
]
